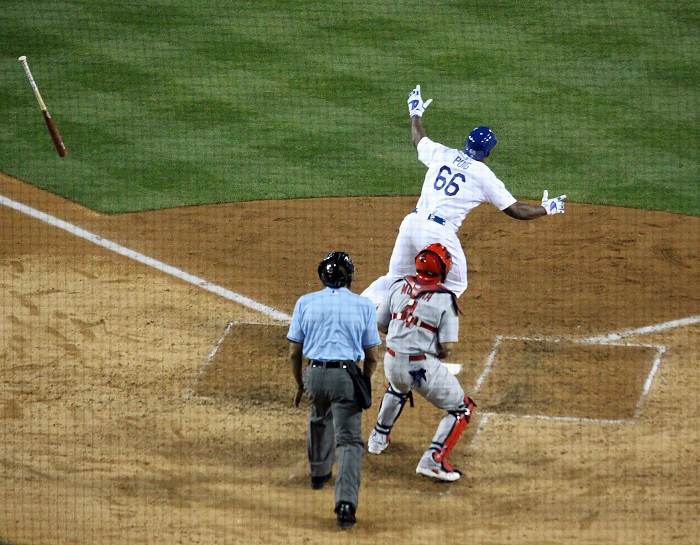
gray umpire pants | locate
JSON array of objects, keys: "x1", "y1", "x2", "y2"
[{"x1": 303, "y1": 364, "x2": 364, "y2": 510}]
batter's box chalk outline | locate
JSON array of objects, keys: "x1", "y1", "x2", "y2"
[
  {"x1": 469, "y1": 337, "x2": 666, "y2": 448},
  {"x1": 468, "y1": 313, "x2": 700, "y2": 447},
  {"x1": 473, "y1": 335, "x2": 665, "y2": 421},
  {"x1": 184, "y1": 319, "x2": 274, "y2": 401},
  {"x1": 6, "y1": 191, "x2": 698, "y2": 405}
]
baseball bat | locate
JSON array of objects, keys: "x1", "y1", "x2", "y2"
[{"x1": 18, "y1": 55, "x2": 67, "y2": 157}]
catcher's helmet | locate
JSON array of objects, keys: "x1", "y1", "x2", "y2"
[
  {"x1": 415, "y1": 243, "x2": 452, "y2": 284},
  {"x1": 318, "y1": 251, "x2": 355, "y2": 289},
  {"x1": 465, "y1": 126, "x2": 497, "y2": 161}
]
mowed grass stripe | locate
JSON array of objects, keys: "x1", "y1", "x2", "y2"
[{"x1": 0, "y1": 0, "x2": 697, "y2": 214}]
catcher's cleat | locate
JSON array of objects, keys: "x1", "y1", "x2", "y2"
[
  {"x1": 368, "y1": 428, "x2": 390, "y2": 455},
  {"x1": 415, "y1": 457, "x2": 462, "y2": 482}
]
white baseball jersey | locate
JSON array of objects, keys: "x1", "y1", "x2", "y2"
[
  {"x1": 377, "y1": 278, "x2": 459, "y2": 357},
  {"x1": 361, "y1": 137, "x2": 519, "y2": 306},
  {"x1": 414, "y1": 137, "x2": 517, "y2": 231}
]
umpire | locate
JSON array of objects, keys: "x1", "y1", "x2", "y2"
[{"x1": 288, "y1": 251, "x2": 380, "y2": 530}]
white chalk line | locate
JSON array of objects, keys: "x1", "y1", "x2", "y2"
[
  {"x1": 183, "y1": 320, "x2": 236, "y2": 401},
  {"x1": 468, "y1": 315, "x2": 698, "y2": 447},
  {"x1": 473, "y1": 335, "x2": 503, "y2": 394},
  {"x1": 468, "y1": 412, "x2": 636, "y2": 448},
  {"x1": 12, "y1": 188, "x2": 680, "y2": 437},
  {"x1": 12, "y1": 192, "x2": 690, "y2": 454},
  {"x1": 469, "y1": 413, "x2": 490, "y2": 447},
  {"x1": 194, "y1": 315, "x2": 690, "y2": 449},
  {"x1": 184, "y1": 319, "x2": 275, "y2": 401},
  {"x1": 635, "y1": 345, "x2": 666, "y2": 419},
  {"x1": 474, "y1": 335, "x2": 669, "y2": 396},
  {"x1": 0, "y1": 194, "x2": 292, "y2": 323},
  {"x1": 583, "y1": 315, "x2": 700, "y2": 343}
]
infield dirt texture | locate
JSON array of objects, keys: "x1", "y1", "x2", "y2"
[{"x1": 1, "y1": 173, "x2": 698, "y2": 544}]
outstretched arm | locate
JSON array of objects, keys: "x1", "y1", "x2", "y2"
[
  {"x1": 502, "y1": 201, "x2": 548, "y2": 220},
  {"x1": 503, "y1": 190, "x2": 567, "y2": 220}
]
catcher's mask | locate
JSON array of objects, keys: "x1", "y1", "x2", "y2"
[
  {"x1": 415, "y1": 243, "x2": 452, "y2": 284},
  {"x1": 465, "y1": 126, "x2": 497, "y2": 161},
  {"x1": 318, "y1": 251, "x2": 355, "y2": 289}
]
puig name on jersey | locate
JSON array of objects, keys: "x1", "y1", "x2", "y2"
[{"x1": 452, "y1": 155, "x2": 472, "y2": 170}]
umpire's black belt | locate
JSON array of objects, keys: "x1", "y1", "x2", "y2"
[
  {"x1": 309, "y1": 360, "x2": 353, "y2": 369},
  {"x1": 412, "y1": 208, "x2": 446, "y2": 226}
]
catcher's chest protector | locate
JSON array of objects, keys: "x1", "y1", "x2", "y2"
[{"x1": 393, "y1": 276, "x2": 462, "y2": 330}]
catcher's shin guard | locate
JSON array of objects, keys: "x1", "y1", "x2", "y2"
[
  {"x1": 430, "y1": 396, "x2": 476, "y2": 463},
  {"x1": 373, "y1": 384, "x2": 411, "y2": 437}
]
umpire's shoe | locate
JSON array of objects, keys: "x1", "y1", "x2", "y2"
[
  {"x1": 335, "y1": 502, "x2": 357, "y2": 530},
  {"x1": 310, "y1": 472, "x2": 332, "y2": 490}
]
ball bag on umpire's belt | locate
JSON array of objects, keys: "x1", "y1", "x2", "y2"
[{"x1": 346, "y1": 362, "x2": 372, "y2": 410}]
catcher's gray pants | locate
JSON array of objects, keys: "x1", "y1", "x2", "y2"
[
  {"x1": 303, "y1": 365, "x2": 365, "y2": 509},
  {"x1": 377, "y1": 352, "x2": 467, "y2": 464}
]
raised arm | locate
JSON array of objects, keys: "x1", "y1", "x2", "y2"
[
  {"x1": 412, "y1": 117, "x2": 427, "y2": 148},
  {"x1": 408, "y1": 85, "x2": 432, "y2": 148}
]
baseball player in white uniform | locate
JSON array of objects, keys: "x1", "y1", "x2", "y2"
[
  {"x1": 368, "y1": 243, "x2": 474, "y2": 481},
  {"x1": 361, "y1": 85, "x2": 567, "y2": 307}
]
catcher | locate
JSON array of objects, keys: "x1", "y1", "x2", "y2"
[{"x1": 367, "y1": 243, "x2": 476, "y2": 482}]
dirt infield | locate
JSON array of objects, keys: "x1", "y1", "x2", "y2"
[{"x1": 1, "y1": 172, "x2": 699, "y2": 545}]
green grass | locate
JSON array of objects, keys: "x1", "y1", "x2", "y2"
[{"x1": 0, "y1": 0, "x2": 698, "y2": 214}]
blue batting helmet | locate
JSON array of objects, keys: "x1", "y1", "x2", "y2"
[{"x1": 465, "y1": 126, "x2": 497, "y2": 161}]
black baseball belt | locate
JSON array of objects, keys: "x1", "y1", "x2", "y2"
[{"x1": 309, "y1": 360, "x2": 353, "y2": 369}]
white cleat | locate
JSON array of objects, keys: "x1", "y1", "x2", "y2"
[
  {"x1": 367, "y1": 429, "x2": 390, "y2": 455},
  {"x1": 415, "y1": 460, "x2": 462, "y2": 482}
]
